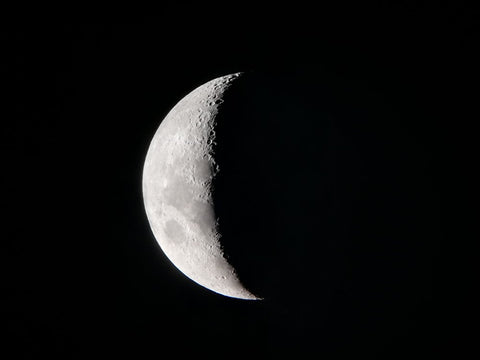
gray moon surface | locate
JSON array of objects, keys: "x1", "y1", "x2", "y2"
[{"x1": 143, "y1": 73, "x2": 259, "y2": 300}]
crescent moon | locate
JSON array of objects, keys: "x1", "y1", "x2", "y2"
[{"x1": 143, "y1": 73, "x2": 259, "y2": 300}]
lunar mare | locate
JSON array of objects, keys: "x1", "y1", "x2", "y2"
[{"x1": 143, "y1": 73, "x2": 258, "y2": 300}]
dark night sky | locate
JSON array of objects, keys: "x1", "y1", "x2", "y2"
[{"x1": 2, "y1": 5, "x2": 474, "y2": 359}]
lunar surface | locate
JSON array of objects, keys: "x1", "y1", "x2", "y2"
[{"x1": 143, "y1": 73, "x2": 259, "y2": 300}]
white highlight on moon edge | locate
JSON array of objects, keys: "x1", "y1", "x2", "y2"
[{"x1": 143, "y1": 73, "x2": 260, "y2": 300}]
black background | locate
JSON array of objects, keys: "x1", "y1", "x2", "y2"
[{"x1": 2, "y1": 4, "x2": 474, "y2": 359}]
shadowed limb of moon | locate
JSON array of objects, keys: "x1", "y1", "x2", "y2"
[{"x1": 143, "y1": 73, "x2": 260, "y2": 300}]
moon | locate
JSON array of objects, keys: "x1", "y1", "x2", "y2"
[{"x1": 142, "y1": 73, "x2": 259, "y2": 300}]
